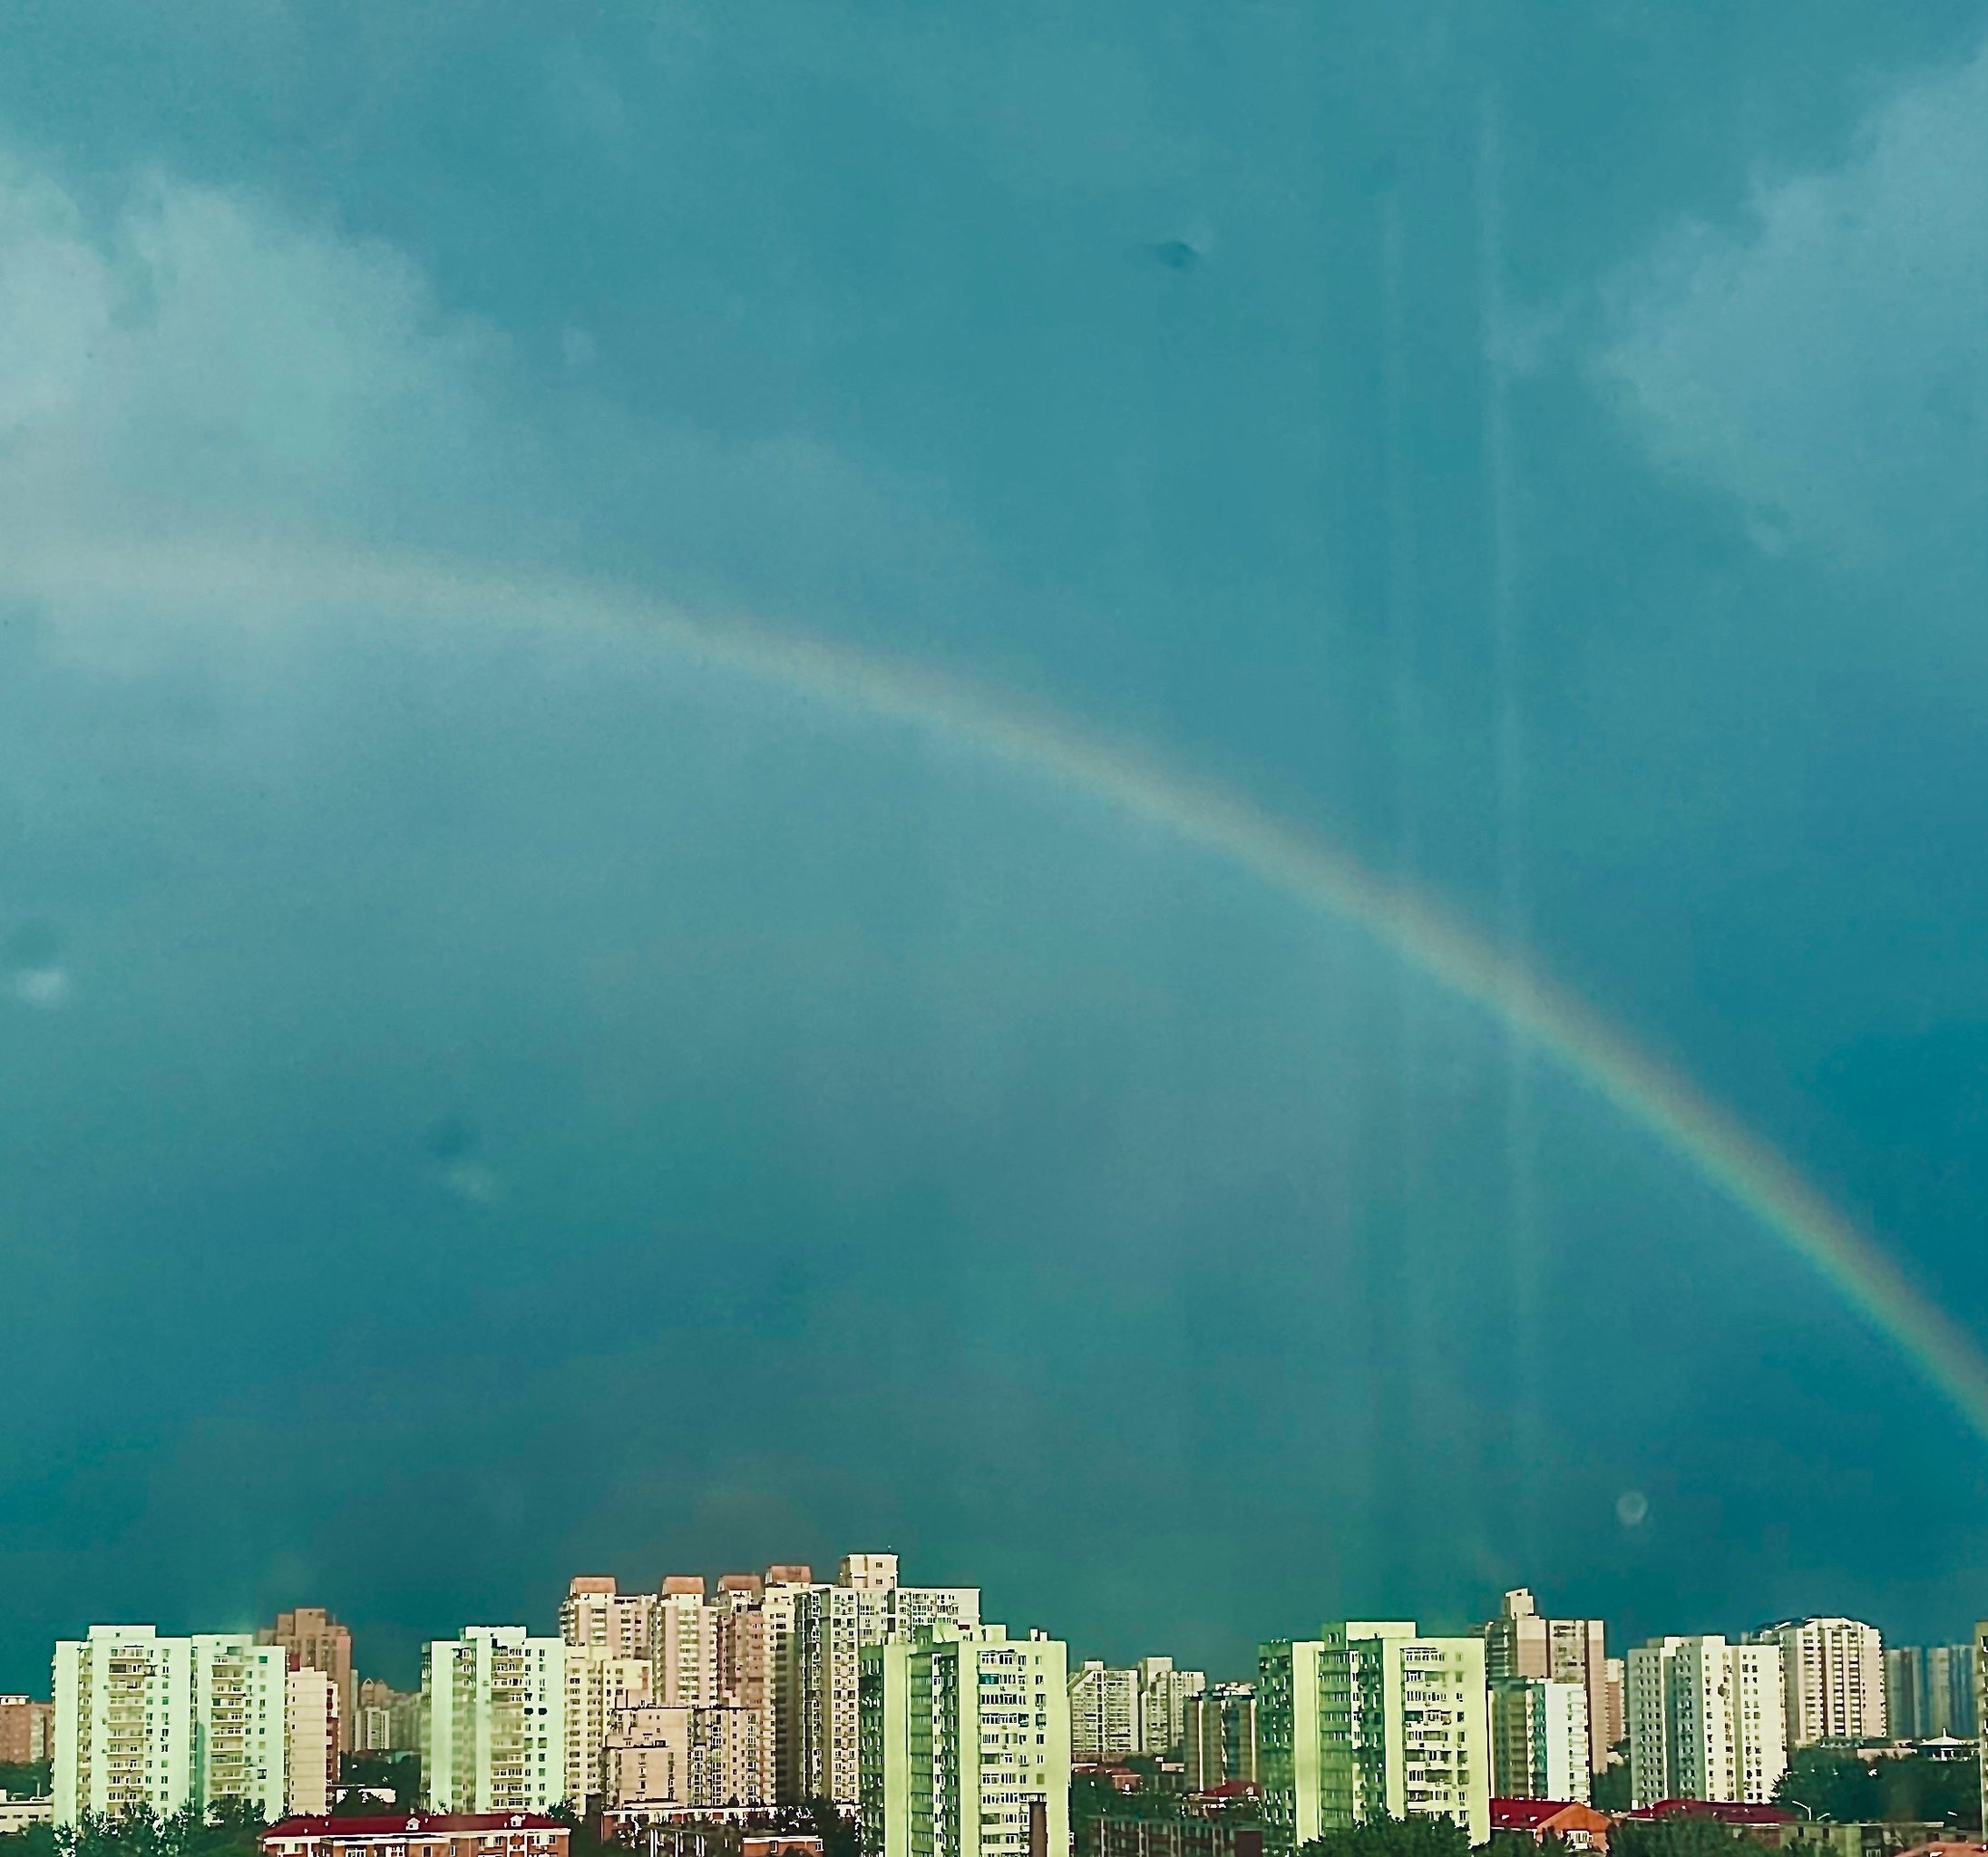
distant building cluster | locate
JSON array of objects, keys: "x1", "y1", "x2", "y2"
[{"x1": 15, "y1": 1570, "x2": 1988, "y2": 1857}]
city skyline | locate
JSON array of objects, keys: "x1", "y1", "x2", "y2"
[
  {"x1": 24, "y1": 1573, "x2": 1986, "y2": 1847},
  {"x1": 7, "y1": 0, "x2": 1988, "y2": 1774}
]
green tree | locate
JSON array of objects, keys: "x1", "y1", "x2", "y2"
[
  {"x1": 0, "y1": 1764, "x2": 52, "y2": 1801},
  {"x1": 1608, "y1": 1816, "x2": 1750, "y2": 1857},
  {"x1": 800, "y1": 1801, "x2": 859, "y2": 1857},
  {"x1": 1297, "y1": 1810, "x2": 1472, "y2": 1857},
  {"x1": 1486, "y1": 1833, "x2": 1571, "y2": 1857},
  {"x1": 0, "y1": 1822, "x2": 58, "y2": 1857},
  {"x1": 1776, "y1": 1748, "x2": 1880, "y2": 1823},
  {"x1": 1876, "y1": 1752, "x2": 1981, "y2": 1831},
  {"x1": 547, "y1": 1804, "x2": 619, "y2": 1857},
  {"x1": 1592, "y1": 1748, "x2": 1632, "y2": 1814}
]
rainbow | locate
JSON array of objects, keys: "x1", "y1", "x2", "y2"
[{"x1": 17, "y1": 536, "x2": 1988, "y2": 1439}]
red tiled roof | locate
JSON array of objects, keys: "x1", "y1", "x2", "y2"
[
  {"x1": 1492, "y1": 1801, "x2": 1584, "y2": 1830},
  {"x1": 266, "y1": 1816, "x2": 567, "y2": 1838},
  {"x1": 1623, "y1": 1801, "x2": 1793, "y2": 1826}
]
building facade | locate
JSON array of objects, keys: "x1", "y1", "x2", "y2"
[
  {"x1": 193, "y1": 1638, "x2": 289, "y2": 1822},
  {"x1": 260, "y1": 1611, "x2": 357, "y2": 1756},
  {"x1": 1135, "y1": 1661, "x2": 1204, "y2": 1763},
  {"x1": 355, "y1": 1682, "x2": 422, "y2": 1755},
  {"x1": 262, "y1": 1812, "x2": 570, "y2": 1857},
  {"x1": 1482, "y1": 1591, "x2": 1612, "y2": 1776},
  {"x1": 1746, "y1": 1619, "x2": 1885, "y2": 1747},
  {"x1": 1184, "y1": 1686, "x2": 1256, "y2": 1794},
  {"x1": 1069, "y1": 1666, "x2": 1140, "y2": 1764},
  {"x1": 1489, "y1": 1679, "x2": 1591, "y2": 1804},
  {"x1": 0, "y1": 1697, "x2": 54, "y2": 1767},
  {"x1": 287, "y1": 1669, "x2": 341, "y2": 1819},
  {"x1": 859, "y1": 1624, "x2": 1070, "y2": 1857},
  {"x1": 602, "y1": 1703, "x2": 769, "y2": 1810},
  {"x1": 1258, "y1": 1622, "x2": 1488, "y2": 1854},
  {"x1": 565, "y1": 1650, "x2": 652, "y2": 1810},
  {"x1": 561, "y1": 1580, "x2": 657, "y2": 1663},
  {"x1": 1885, "y1": 1646, "x2": 1975, "y2": 1741},
  {"x1": 796, "y1": 1558, "x2": 979, "y2": 1809},
  {"x1": 422, "y1": 1629, "x2": 569, "y2": 1813},
  {"x1": 54, "y1": 1626, "x2": 287, "y2": 1825},
  {"x1": 1627, "y1": 1637, "x2": 1787, "y2": 1808}
]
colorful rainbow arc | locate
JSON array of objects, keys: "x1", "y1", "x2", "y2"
[{"x1": 19, "y1": 538, "x2": 1988, "y2": 1443}]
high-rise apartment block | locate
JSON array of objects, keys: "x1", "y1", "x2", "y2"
[
  {"x1": 0, "y1": 1697, "x2": 54, "y2": 1765},
  {"x1": 1482, "y1": 1590, "x2": 1611, "y2": 1775},
  {"x1": 554, "y1": 1554, "x2": 967, "y2": 1810},
  {"x1": 1489, "y1": 1678, "x2": 1590, "y2": 1804},
  {"x1": 1627, "y1": 1637, "x2": 1787, "y2": 1807},
  {"x1": 1745, "y1": 1619, "x2": 1885, "y2": 1746},
  {"x1": 1184, "y1": 1684, "x2": 1257, "y2": 1793},
  {"x1": 564, "y1": 1648, "x2": 651, "y2": 1808},
  {"x1": 1886, "y1": 1644, "x2": 1976, "y2": 1740},
  {"x1": 1259, "y1": 1622, "x2": 1489, "y2": 1853},
  {"x1": 285, "y1": 1669, "x2": 340, "y2": 1817},
  {"x1": 796, "y1": 1555, "x2": 979, "y2": 1808},
  {"x1": 655, "y1": 1580, "x2": 724, "y2": 1707},
  {"x1": 560, "y1": 1579, "x2": 656, "y2": 1662},
  {"x1": 354, "y1": 1680, "x2": 421, "y2": 1755},
  {"x1": 1070, "y1": 1664, "x2": 1139, "y2": 1762},
  {"x1": 1135, "y1": 1658, "x2": 1204, "y2": 1760},
  {"x1": 421, "y1": 1627, "x2": 569, "y2": 1813},
  {"x1": 860, "y1": 1624, "x2": 1071, "y2": 1857},
  {"x1": 1068, "y1": 1658, "x2": 1206, "y2": 1763},
  {"x1": 54, "y1": 1627, "x2": 287, "y2": 1826},
  {"x1": 601, "y1": 1702, "x2": 768, "y2": 1813},
  {"x1": 259, "y1": 1609, "x2": 356, "y2": 1756}
]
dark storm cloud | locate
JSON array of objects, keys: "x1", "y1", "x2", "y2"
[{"x1": 4, "y1": 3, "x2": 1988, "y2": 1687}]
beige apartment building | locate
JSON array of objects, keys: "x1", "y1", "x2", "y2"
[
  {"x1": 287, "y1": 1670, "x2": 340, "y2": 1817},
  {"x1": 560, "y1": 1580, "x2": 655, "y2": 1662},
  {"x1": 602, "y1": 1703, "x2": 768, "y2": 1813},
  {"x1": 0, "y1": 1697, "x2": 54, "y2": 1765},
  {"x1": 1744, "y1": 1619, "x2": 1886, "y2": 1746},
  {"x1": 261, "y1": 1611, "x2": 357, "y2": 1756},
  {"x1": 1482, "y1": 1590, "x2": 1613, "y2": 1775}
]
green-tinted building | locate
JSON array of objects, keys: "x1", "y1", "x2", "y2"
[
  {"x1": 1259, "y1": 1622, "x2": 1487, "y2": 1853},
  {"x1": 859, "y1": 1623, "x2": 1069, "y2": 1857}
]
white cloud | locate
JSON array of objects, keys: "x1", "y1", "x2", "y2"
[
  {"x1": 6, "y1": 966, "x2": 72, "y2": 1011},
  {"x1": 1595, "y1": 40, "x2": 1988, "y2": 570},
  {"x1": 0, "y1": 146, "x2": 979, "y2": 653},
  {"x1": 0, "y1": 151, "x2": 529, "y2": 556}
]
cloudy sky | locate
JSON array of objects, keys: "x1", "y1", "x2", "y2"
[{"x1": 4, "y1": 4, "x2": 1988, "y2": 1687}]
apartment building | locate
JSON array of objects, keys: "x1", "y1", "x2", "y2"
[
  {"x1": 1258, "y1": 1623, "x2": 1488, "y2": 1853},
  {"x1": 601, "y1": 1702, "x2": 768, "y2": 1813},
  {"x1": 1482, "y1": 1590, "x2": 1612, "y2": 1776},
  {"x1": 287, "y1": 1670, "x2": 340, "y2": 1818},
  {"x1": 1184, "y1": 1685, "x2": 1257, "y2": 1793},
  {"x1": 1489, "y1": 1678, "x2": 1590, "y2": 1804},
  {"x1": 560, "y1": 1580, "x2": 656, "y2": 1663},
  {"x1": 54, "y1": 1627, "x2": 287, "y2": 1825},
  {"x1": 421, "y1": 1628, "x2": 568, "y2": 1813},
  {"x1": 1627, "y1": 1637, "x2": 1787, "y2": 1807},
  {"x1": 859, "y1": 1624, "x2": 1071, "y2": 1857},
  {"x1": 0, "y1": 1698, "x2": 54, "y2": 1767},
  {"x1": 795, "y1": 1556, "x2": 979, "y2": 1809},
  {"x1": 1744, "y1": 1619, "x2": 1885, "y2": 1747},
  {"x1": 259, "y1": 1611, "x2": 356, "y2": 1756}
]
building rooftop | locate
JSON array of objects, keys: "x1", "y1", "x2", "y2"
[{"x1": 267, "y1": 1815, "x2": 566, "y2": 1838}]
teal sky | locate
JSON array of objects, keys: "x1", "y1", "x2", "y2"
[{"x1": 5, "y1": 5, "x2": 1988, "y2": 1687}]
